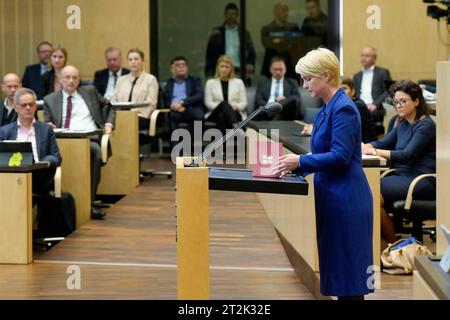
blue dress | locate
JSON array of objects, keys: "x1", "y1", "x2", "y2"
[{"x1": 300, "y1": 88, "x2": 374, "y2": 296}]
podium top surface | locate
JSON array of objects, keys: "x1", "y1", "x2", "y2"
[
  {"x1": 416, "y1": 256, "x2": 450, "y2": 299},
  {"x1": 54, "y1": 129, "x2": 103, "y2": 138},
  {"x1": 0, "y1": 162, "x2": 50, "y2": 173},
  {"x1": 209, "y1": 167, "x2": 308, "y2": 195},
  {"x1": 248, "y1": 120, "x2": 385, "y2": 167}
]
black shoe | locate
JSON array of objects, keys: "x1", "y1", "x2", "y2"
[{"x1": 91, "y1": 207, "x2": 106, "y2": 220}]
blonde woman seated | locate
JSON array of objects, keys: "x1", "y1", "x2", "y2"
[
  {"x1": 204, "y1": 55, "x2": 247, "y2": 134},
  {"x1": 111, "y1": 48, "x2": 158, "y2": 131}
]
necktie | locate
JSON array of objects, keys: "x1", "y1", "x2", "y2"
[
  {"x1": 113, "y1": 72, "x2": 118, "y2": 87},
  {"x1": 274, "y1": 79, "x2": 280, "y2": 99},
  {"x1": 64, "y1": 95, "x2": 73, "y2": 129},
  {"x1": 128, "y1": 76, "x2": 139, "y2": 102}
]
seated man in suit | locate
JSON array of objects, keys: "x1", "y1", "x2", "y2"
[
  {"x1": 254, "y1": 56, "x2": 300, "y2": 120},
  {"x1": 162, "y1": 56, "x2": 205, "y2": 135},
  {"x1": 43, "y1": 65, "x2": 114, "y2": 220},
  {"x1": 1, "y1": 73, "x2": 21, "y2": 127},
  {"x1": 0, "y1": 88, "x2": 61, "y2": 194},
  {"x1": 353, "y1": 47, "x2": 392, "y2": 133},
  {"x1": 22, "y1": 41, "x2": 52, "y2": 99},
  {"x1": 93, "y1": 47, "x2": 130, "y2": 100}
]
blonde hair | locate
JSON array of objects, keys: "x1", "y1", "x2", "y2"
[
  {"x1": 295, "y1": 47, "x2": 340, "y2": 86},
  {"x1": 214, "y1": 55, "x2": 235, "y2": 79}
]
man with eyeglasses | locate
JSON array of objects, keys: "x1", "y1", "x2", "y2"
[
  {"x1": 0, "y1": 88, "x2": 61, "y2": 193},
  {"x1": 0, "y1": 73, "x2": 22, "y2": 127},
  {"x1": 254, "y1": 56, "x2": 300, "y2": 120},
  {"x1": 22, "y1": 41, "x2": 53, "y2": 99},
  {"x1": 43, "y1": 65, "x2": 114, "y2": 220}
]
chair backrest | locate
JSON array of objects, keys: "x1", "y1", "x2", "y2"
[{"x1": 303, "y1": 108, "x2": 321, "y2": 124}]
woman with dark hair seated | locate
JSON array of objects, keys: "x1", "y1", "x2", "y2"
[{"x1": 361, "y1": 80, "x2": 436, "y2": 245}]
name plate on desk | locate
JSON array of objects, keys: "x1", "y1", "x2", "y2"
[
  {"x1": 54, "y1": 129, "x2": 103, "y2": 138},
  {"x1": 439, "y1": 224, "x2": 450, "y2": 273},
  {"x1": 110, "y1": 102, "x2": 150, "y2": 110}
]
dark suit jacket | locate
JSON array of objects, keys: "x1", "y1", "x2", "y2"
[
  {"x1": 162, "y1": 76, "x2": 204, "y2": 109},
  {"x1": 42, "y1": 69, "x2": 56, "y2": 97},
  {"x1": 0, "y1": 120, "x2": 62, "y2": 167},
  {"x1": 0, "y1": 99, "x2": 18, "y2": 127},
  {"x1": 22, "y1": 64, "x2": 45, "y2": 99},
  {"x1": 254, "y1": 76, "x2": 300, "y2": 109},
  {"x1": 93, "y1": 68, "x2": 130, "y2": 96},
  {"x1": 205, "y1": 24, "x2": 256, "y2": 77},
  {"x1": 353, "y1": 66, "x2": 392, "y2": 121},
  {"x1": 43, "y1": 85, "x2": 115, "y2": 129}
]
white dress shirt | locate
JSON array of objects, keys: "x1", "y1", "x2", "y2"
[
  {"x1": 62, "y1": 90, "x2": 98, "y2": 132},
  {"x1": 104, "y1": 68, "x2": 124, "y2": 100},
  {"x1": 269, "y1": 77, "x2": 284, "y2": 103},
  {"x1": 360, "y1": 65, "x2": 375, "y2": 105},
  {"x1": 16, "y1": 119, "x2": 39, "y2": 162}
]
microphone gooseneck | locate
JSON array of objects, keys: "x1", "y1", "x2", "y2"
[{"x1": 190, "y1": 101, "x2": 282, "y2": 167}]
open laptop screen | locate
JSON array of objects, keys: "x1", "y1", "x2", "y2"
[{"x1": 0, "y1": 141, "x2": 33, "y2": 167}]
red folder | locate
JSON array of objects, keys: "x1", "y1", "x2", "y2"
[{"x1": 252, "y1": 141, "x2": 283, "y2": 178}]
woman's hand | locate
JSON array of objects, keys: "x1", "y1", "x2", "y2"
[
  {"x1": 302, "y1": 124, "x2": 313, "y2": 136},
  {"x1": 272, "y1": 154, "x2": 300, "y2": 177},
  {"x1": 361, "y1": 142, "x2": 375, "y2": 155}
]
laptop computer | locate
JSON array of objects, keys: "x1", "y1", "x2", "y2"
[{"x1": 0, "y1": 141, "x2": 33, "y2": 167}]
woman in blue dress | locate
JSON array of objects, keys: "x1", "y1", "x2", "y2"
[
  {"x1": 273, "y1": 48, "x2": 374, "y2": 299},
  {"x1": 362, "y1": 80, "x2": 435, "y2": 245}
]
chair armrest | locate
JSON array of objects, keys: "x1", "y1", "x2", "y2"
[
  {"x1": 101, "y1": 134, "x2": 110, "y2": 164},
  {"x1": 54, "y1": 166, "x2": 62, "y2": 198},
  {"x1": 381, "y1": 168, "x2": 397, "y2": 178},
  {"x1": 404, "y1": 173, "x2": 436, "y2": 210},
  {"x1": 149, "y1": 109, "x2": 170, "y2": 137}
]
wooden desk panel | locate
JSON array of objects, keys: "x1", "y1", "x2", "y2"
[
  {"x1": 98, "y1": 110, "x2": 139, "y2": 195},
  {"x1": 0, "y1": 173, "x2": 33, "y2": 264},
  {"x1": 57, "y1": 138, "x2": 91, "y2": 228}
]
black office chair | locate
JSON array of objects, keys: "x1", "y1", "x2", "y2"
[
  {"x1": 382, "y1": 169, "x2": 436, "y2": 243},
  {"x1": 139, "y1": 109, "x2": 172, "y2": 179}
]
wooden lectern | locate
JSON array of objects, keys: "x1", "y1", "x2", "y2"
[{"x1": 176, "y1": 157, "x2": 308, "y2": 300}]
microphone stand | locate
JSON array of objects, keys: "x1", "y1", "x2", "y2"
[{"x1": 188, "y1": 105, "x2": 270, "y2": 167}]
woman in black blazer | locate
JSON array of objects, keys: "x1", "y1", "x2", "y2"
[{"x1": 42, "y1": 45, "x2": 68, "y2": 97}]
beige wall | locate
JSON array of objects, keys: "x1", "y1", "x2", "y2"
[
  {"x1": 0, "y1": 0, "x2": 150, "y2": 91},
  {"x1": 343, "y1": 0, "x2": 449, "y2": 81}
]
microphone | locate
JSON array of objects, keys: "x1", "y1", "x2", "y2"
[{"x1": 188, "y1": 101, "x2": 283, "y2": 167}]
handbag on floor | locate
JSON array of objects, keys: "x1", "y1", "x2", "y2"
[{"x1": 381, "y1": 236, "x2": 432, "y2": 274}]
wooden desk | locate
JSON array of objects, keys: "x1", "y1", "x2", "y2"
[
  {"x1": 56, "y1": 131, "x2": 98, "y2": 228},
  {"x1": 246, "y1": 121, "x2": 385, "y2": 298},
  {"x1": 98, "y1": 110, "x2": 139, "y2": 195},
  {"x1": 414, "y1": 256, "x2": 450, "y2": 300},
  {"x1": 176, "y1": 157, "x2": 309, "y2": 299},
  {"x1": 0, "y1": 163, "x2": 48, "y2": 264}
]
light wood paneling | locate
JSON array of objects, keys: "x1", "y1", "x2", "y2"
[
  {"x1": 436, "y1": 62, "x2": 450, "y2": 255},
  {"x1": 98, "y1": 110, "x2": 139, "y2": 195},
  {"x1": 0, "y1": 173, "x2": 33, "y2": 264},
  {"x1": 176, "y1": 158, "x2": 210, "y2": 300},
  {"x1": 57, "y1": 138, "x2": 91, "y2": 228},
  {"x1": 343, "y1": 0, "x2": 449, "y2": 81},
  {"x1": 0, "y1": 0, "x2": 150, "y2": 97}
]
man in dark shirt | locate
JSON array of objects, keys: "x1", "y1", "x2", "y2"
[
  {"x1": 301, "y1": 0, "x2": 328, "y2": 45},
  {"x1": 22, "y1": 41, "x2": 52, "y2": 99},
  {"x1": 0, "y1": 73, "x2": 21, "y2": 127}
]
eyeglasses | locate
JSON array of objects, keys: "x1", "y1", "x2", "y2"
[{"x1": 392, "y1": 98, "x2": 411, "y2": 107}]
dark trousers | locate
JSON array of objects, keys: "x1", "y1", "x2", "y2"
[
  {"x1": 32, "y1": 165, "x2": 57, "y2": 194},
  {"x1": 90, "y1": 139, "x2": 102, "y2": 205},
  {"x1": 205, "y1": 101, "x2": 242, "y2": 135},
  {"x1": 170, "y1": 106, "x2": 205, "y2": 135}
]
